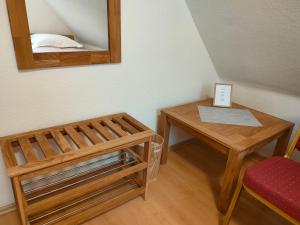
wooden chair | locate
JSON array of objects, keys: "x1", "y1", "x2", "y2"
[{"x1": 223, "y1": 127, "x2": 300, "y2": 225}]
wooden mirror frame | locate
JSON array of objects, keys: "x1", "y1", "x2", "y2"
[{"x1": 6, "y1": 0, "x2": 121, "y2": 70}]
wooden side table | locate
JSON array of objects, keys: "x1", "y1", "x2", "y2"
[{"x1": 159, "y1": 99, "x2": 294, "y2": 213}]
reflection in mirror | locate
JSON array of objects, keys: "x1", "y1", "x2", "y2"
[{"x1": 25, "y1": 0, "x2": 109, "y2": 53}]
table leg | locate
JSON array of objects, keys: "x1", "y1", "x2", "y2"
[
  {"x1": 274, "y1": 127, "x2": 293, "y2": 156},
  {"x1": 218, "y1": 150, "x2": 246, "y2": 214},
  {"x1": 159, "y1": 112, "x2": 170, "y2": 164}
]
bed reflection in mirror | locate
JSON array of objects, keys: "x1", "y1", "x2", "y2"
[{"x1": 25, "y1": 0, "x2": 109, "y2": 53}]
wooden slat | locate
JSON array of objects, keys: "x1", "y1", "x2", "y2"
[
  {"x1": 79, "y1": 124, "x2": 102, "y2": 144},
  {"x1": 51, "y1": 130, "x2": 72, "y2": 153},
  {"x1": 113, "y1": 117, "x2": 139, "y2": 134},
  {"x1": 18, "y1": 138, "x2": 38, "y2": 162},
  {"x1": 26, "y1": 162, "x2": 147, "y2": 215},
  {"x1": 0, "y1": 113, "x2": 124, "y2": 143},
  {"x1": 35, "y1": 134, "x2": 55, "y2": 158},
  {"x1": 103, "y1": 119, "x2": 128, "y2": 137},
  {"x1": 91, "y1": 121, "x2": 114, "y2": 140},
  {"x1": 1, "y1": 141, "x2": 17, "y2": 168},
  {"x1": 122, "y1": 114, "x2": 150, "y2": 131},
  {"x1": 15, "y1": 130, "x2": 153, "y2": 179},
  {"x1": 64, "y1": 126, "x2": 87, "y2": 149}
]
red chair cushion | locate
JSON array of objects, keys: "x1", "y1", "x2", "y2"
[{"x1": 244, "y1": 156, "x2": 300, "y2": 222}]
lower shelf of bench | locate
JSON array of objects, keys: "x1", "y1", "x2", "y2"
[{"x1": 29, "y1": 177, "x2": 145, "y2": 225}]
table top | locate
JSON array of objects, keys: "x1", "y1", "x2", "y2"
[{"x1": 162, "y1": 99, "x2": 294, "y2": 152}]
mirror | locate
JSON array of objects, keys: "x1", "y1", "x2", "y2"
[
  {"x1": 6, "y1": 0, "x2": 121, "y2": 69},
  {"x1": 26, "y1": 0, "x2": 109, "y2": 53}
]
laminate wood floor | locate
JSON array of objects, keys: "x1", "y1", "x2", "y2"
[{"x1": 0, "y1": 139, "x2": 291, "y2": 225}]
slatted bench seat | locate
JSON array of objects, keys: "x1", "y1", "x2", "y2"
[{"x1": 0, "y1": 113, "x2": 155, "y2": 225}]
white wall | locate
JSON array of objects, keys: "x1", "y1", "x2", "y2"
[
  {"x1": 25, "y1": 0, "x2": 72, "y2": 34},
  {"x1": 0, "y1": 0, "x2": 218, "y2": 207}
]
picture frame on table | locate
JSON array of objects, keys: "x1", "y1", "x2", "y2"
[{"x1": 213, "y1": 83, "x2": 233, "y2": 108}]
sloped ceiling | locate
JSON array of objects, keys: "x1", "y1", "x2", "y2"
[
  {"x1": 25, "y1": 0, "x2": 72, "y2": 34},
  {"x1": 26, "y1": 0, "x2": 108, "y2": 49},
  {"x1": 47, "y1": 0, "x2": 108, "y2": 49},
  {"x1": 186, "y1": 0, "x2": 300, "y2": 95}
]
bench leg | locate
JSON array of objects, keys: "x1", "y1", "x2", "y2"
[
  {"x1": 12, "y1": 177, "x2": 28, "y2": 225},
  {"x1": 142, "y1": 140, "x2": 152, "y2": 200}
]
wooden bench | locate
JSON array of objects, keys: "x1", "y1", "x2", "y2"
[{"x1": 0, "y1": 113, "x2": 155, "y2": 225}]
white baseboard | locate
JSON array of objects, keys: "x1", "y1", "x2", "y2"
[{"x1": 0, "y1": 203, "x2": 16, "y2": 216}]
